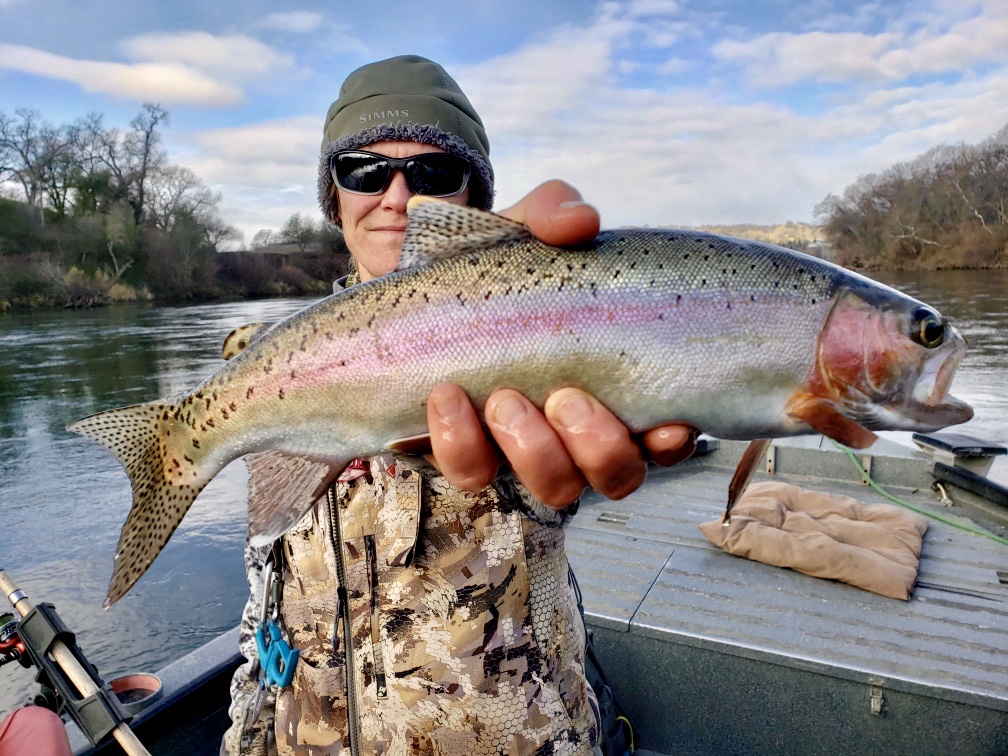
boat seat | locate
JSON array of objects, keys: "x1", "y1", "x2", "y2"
[{"x1": 911, "y1": 431, "x2": 1007, "y2": 476}]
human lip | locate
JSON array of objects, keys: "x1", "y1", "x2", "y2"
[{"x1": 370, "y1": 225, "x2": 407, "y2": 233}]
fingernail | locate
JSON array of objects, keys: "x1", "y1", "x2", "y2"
[
  {"x1": 489, "y1": 395, "x2": 527, "y2": 430},
  {"x1": 552, "y1": 394, "x2": 594, "y2": 432},
  {"x1": 558, "y1": 199, "x2": 589, "y2": 210},
  {"x1": 431, "y1": 389, "x2": 463, "y2": 422},
  {"x1": 651, "y1": 429, "x2": 699, "y2": 467}
]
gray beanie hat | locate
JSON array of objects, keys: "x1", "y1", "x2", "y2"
[{"x1": 318, "y1": 55, "x2": 494, "y2": 223}]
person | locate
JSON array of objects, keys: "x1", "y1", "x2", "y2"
[
  {"x1": 0, "y1": 706, "x2": 73, "y2": 756},
  {"x1": 222, "y1": 55, "x2": 695, "y2": 755}
]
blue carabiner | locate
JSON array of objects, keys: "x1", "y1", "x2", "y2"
[{"x1": 255, "y1": 619, "x2": 300, "y2": 689}]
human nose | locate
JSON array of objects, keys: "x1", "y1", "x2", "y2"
[{"x1": 380, "y1": 170, "x2": 412, "y2": 211}]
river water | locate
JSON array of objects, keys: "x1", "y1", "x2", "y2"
[{"x1": 1, "y1": 270, "x2": 1006, "y2": 717}]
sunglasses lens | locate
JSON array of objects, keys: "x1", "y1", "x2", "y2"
[
  {"x1": 332, "y1": 152, "x2": 471, "y2": 196},
  {"x1": 332, "y1": 153, "x2": 391, "y2": 194},
  {"x1": 405, "y1": 154, "x2": 470, "y2": 196}
]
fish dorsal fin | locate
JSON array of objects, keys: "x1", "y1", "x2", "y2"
[
  {"x1": 222, "y1": 322, "x2": 271, "y2": 360},
  {"x1": 395, "y1": 196, "x2": 532, "y2": 272}
]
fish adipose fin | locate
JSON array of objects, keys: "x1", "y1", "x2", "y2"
[
  {"x1": 67, "y1": 401, "x2": 211, "y2": 608},
  {"x1": 395, "y1": 196, "x2": 532, "y2": 272},
  {"x1": 723, "y1": 438, "x2": 773, "y2": 524},
  {"x1": 222, "y1": 322, "x2": 271, "y2": 360},
  {"x1": 786, "y1": 394, "x2": 878, "y2": 449},
  {"x1": 246, "y1": 451, "x2": 344, "y2": 546}
]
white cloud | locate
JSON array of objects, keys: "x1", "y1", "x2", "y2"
[
  {"x1": 437, "y1": 4, "x2": 1008, "y2": 226},
  {"x1": 0, "y1": 44, "x2": 243, "y2": 105},
  {"x1": 135, "y1": 0, "x2": 1008, "y2": 237},
  {"x1": 119, "y1": 32, "x2": 295, "y2": 80},
  {"x1": 175, "y1": 116, "x2": 323, "y2": 242},
  {"x1": 714, "y1": 2, "x2": 1008, "y2": 87},
  {"x1": 714, "y1": 31, "x2": 900, "y2": 85},
  {"x1": 252, "y1": 11, "x2": 325, "y2": 34}
]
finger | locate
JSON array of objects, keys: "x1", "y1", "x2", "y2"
[
  {"x1": 485, "y1": 389, "x2": 586, "y2": 509},
  {"x1": 427, "y1": 384, "x2": 499, "y2": 492},
  {"x1": 497, "y1": 179, "x2": 600, "y2": 247},
  {"x1": 643, "y1": 425, "x2": 699, "y2": 467},
  {"x1": 543, "y1": 387, "x2": 647, "y2": 500}
]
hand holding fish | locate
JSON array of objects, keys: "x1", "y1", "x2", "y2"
[{"x1": 427, "y1": 180, "x2": 697, "y2": 508}]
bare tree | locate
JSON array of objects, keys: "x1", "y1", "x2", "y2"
[
  {"x1": 147, "y1": 164, "x2": 219, "y2": 230},
  {"x1": 281, "y1": 212, "x2": 318, "y2": 253},
  {"x1": 0, "y1": 109, "x2": 75, "y2": 223},
  {"x1": 76, "y1": 104, "x2": 168, "y2": 225}
]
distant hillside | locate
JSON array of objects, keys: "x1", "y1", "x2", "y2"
[{"x1": 690, "y1": 222, "x2": 827, "y2": 247}]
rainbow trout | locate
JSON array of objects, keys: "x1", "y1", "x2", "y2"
[{"x1": 69, "y1": 197, "x2": 972, "y2": 606}]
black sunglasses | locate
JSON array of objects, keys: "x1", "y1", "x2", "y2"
[{"x1": 330, "y1": 150, "x2": 471, "y2": 197}]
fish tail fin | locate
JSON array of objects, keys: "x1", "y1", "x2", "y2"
[{"x1": 68, "y1": 401, "x2": 211, "y2": 608}]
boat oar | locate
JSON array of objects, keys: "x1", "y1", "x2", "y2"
[{"x1": 0, "y1": 570, "x2": 151, "y2": 756}]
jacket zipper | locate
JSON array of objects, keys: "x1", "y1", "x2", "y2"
[
  {"x1": 328, "y1": 487, "x2": 360, "y2": 756},
  {"x1": 365, "y1": 534, "x2": 388, "y2": 699}
]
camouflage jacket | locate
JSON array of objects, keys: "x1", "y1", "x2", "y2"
[{"x1": 222, "y1": 455, "x2": 599, "y2": 755}]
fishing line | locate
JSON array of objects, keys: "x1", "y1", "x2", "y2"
[{"x1": 831, "y1": 440, "x2": 1008, "y2": 547}]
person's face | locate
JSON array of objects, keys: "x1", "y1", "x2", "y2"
[{"x1": 337, "y1": 140, "x2": 471, "y2": 282}]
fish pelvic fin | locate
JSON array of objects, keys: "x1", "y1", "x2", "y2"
[
  {"x1": 396, "y1": 196, "x2": 532, "y2": 272},
  {"x1": 724, "y1": 438, "x2": 772, "y2": 524},
  {"x1": 786, "y1": 393, "x2": 878, "y2": 449},
  {"x1": 246, "y1": 451, "x2": 345, "y2": 547},
  {"x1": 222, "y1": 322, "x2": 271, "y2": 360},
  {"x1": 67, "y1": 401, "x2": 211, "y2": 608}
]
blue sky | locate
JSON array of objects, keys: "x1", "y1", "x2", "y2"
[{"x1": 2, "y1": 0, "x2": 1007, "y2": 246}]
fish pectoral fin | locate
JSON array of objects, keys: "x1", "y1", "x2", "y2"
[
  {"x1": 246, "y1": 451, "x2": 345, "y2": 546},
  {"x1": 385, "y1": 433, "x2": 434, "y2": 457},
  {"x1": 724, "y1": 438, "x2": 772, "y2": 524},
  {"x1": 786, "y1": 394, "x2": 878, "y2": 449},
  {"x1": 222, "y1": 322, "x2": 271, "y2": 360},
  {"x1": 395, "y1": 197, "x2": 533, "y2": 272}
]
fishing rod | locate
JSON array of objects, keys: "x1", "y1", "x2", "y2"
[{"x1": 0, "y1": 570, "x2": 150, "y2": 756}]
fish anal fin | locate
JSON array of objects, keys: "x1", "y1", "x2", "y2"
[
  {"x1": 395, "y1": 197, "x2": 532, "y2": 272},
  {"x1": 385, "y1": 433, "x2": 433, "y2": 457},
  {"x1": 246, "y1": 451, "x2": 345, "y2": 546},
  {"x1": 724, "y1": 438, "x2": 772, "y2": 524},
  {"x1": 222, "y1": 322, "x2": 271, "y2": 360},
  {"x1": 787, "y1": 394, "x2": 878, "y2": 449}
]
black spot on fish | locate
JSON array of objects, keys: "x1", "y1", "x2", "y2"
[
  {"x1": 184, "y1": 455, "x2": 194, "y2": 463},
  {"x1": 279, "y1": 388, "x2": 285, "y2": 400},
  {"x1": 247, "y1": 387, "x2": 254, "y2": 399},
  {"x1": 192, "y1": 439, "x2": 200, "y2": 449}
]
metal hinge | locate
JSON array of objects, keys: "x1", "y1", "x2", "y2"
[
  {"x1": 869, "y1": 682, "x2": 885, "y2": 716},
  {"x1": 860, "y1": 455, "x2": 873, "y2": 486}
]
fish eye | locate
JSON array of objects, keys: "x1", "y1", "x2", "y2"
[{"x1": 911, "y1": 307, "x2": 945, "y2": 348}]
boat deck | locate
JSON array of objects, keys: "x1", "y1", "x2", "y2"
[{"x1": 567, "y1": 438, "x2": 1008, "y2": 755}]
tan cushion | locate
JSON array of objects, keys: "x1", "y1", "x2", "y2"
[{"x1": 698, "y1": 481, "x2": 928, "y2": 600}]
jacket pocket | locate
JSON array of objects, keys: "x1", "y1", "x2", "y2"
[{"x1": 275, "y1": 654, "x2": 350, "y2": 752}]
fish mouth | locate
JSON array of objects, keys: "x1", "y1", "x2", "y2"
[{"x1": 902, "y1": 327, "x2": 973, "y2": 427}]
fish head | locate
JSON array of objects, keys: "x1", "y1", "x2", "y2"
[{"x1": 812, "y1": 287, "x2": 973, "y2": 433}]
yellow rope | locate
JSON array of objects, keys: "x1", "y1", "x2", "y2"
[{"x1": 616, "y1": 716, "x2": 635, "y2": 753}]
